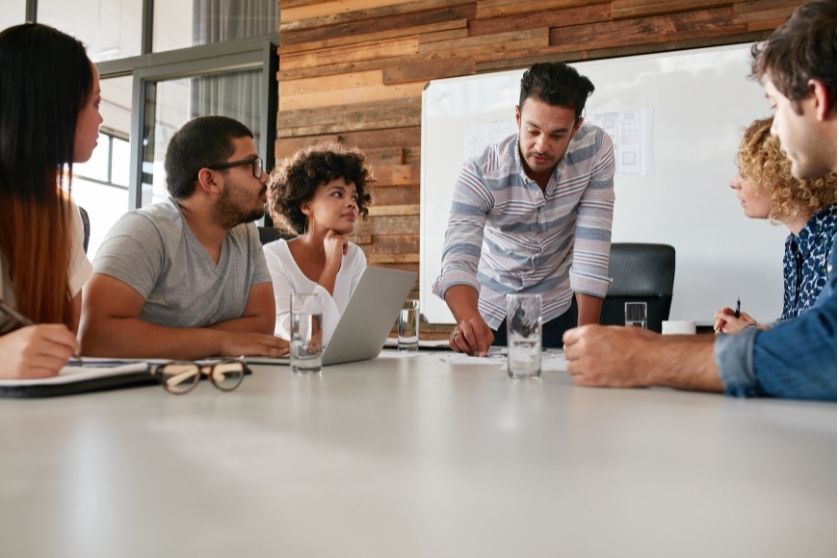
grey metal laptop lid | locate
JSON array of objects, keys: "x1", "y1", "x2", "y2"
[{"x1": 321, "y1": 266, "x2": 415, "y2": 365}]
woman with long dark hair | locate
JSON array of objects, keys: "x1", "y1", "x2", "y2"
[{"x1": 0, "y1": 23, "x2": 101, "y2": 377}]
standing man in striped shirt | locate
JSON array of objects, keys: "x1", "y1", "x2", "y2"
[{"x1": 432, "y1": 63, "x2": 616, "y2": 356}]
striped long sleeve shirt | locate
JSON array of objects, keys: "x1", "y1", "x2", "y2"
[{"x1": 432, "y1": 126, "x2": 616, "y2": 329}]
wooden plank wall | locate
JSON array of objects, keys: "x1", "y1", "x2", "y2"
[{"x1": 275, "y1": 0, "x2": 800, "y2": 325}]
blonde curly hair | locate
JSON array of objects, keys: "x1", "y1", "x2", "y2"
[{"x1": 738, "y1": 117, "x2": 836, "y2": 221}]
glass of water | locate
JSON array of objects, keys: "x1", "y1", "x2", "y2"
[
  {"x1": 290, "y1": 292, "x2": 323, "y2": 373},
  {"x1": 506, "y1": 293, "x2": 542, "y2": 379},
  {"x1": 398, "y1": 299, "x2": 420, "y2": 351},
  {"x1": 625, "y1": 302, "x2": 648, "y2": 329}
]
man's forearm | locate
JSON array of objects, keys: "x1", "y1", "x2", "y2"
[
  {"x1": 444, "y1": 285, "x2": 482, "y2": 322},
  {"x1": 575, "y1": 292, "x2": 603, "y2": 326},
  {"x1": 210, "y1": 313, "x2": 274, "y2": 334},
  {"x1": 82, "y1": 318, "x2": 229, "y2": 359},
  {"x1": 642, "y1": 335, "x2": 723, "y2": 393}
]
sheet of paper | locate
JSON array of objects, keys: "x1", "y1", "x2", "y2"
[
  {"x1": 437, "y1": 349, "x2": 568, "y2": 371},
  {"x1": 588, "y1": 108, "x2": 655, "y2": 176}
]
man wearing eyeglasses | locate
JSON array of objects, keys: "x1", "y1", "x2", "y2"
[{"x1": 80, "y1": 116, "x2": 288, "y2": 359}]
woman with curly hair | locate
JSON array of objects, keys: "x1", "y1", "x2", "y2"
[
  {"x1": 715, "y1": 117, "x2": 837, "y2": 333},
  {"x1": 264, "y1": 143, "x2": 373, "y2": 343}
]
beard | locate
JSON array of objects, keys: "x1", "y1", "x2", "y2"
[{"x1": 213, "y1": 186, "x2": 266, "y2": 229}]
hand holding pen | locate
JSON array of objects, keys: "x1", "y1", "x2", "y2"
[
  {"x1": 0, "y1": 299, "x2": 81, "y2": 378},
  {"x1": 713, "y1": 297, "x2": 758, "y2": 334}
]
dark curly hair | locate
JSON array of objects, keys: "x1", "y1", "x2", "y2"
[
  {"x1": 268, "y1": 143, "x2": 373, "y2": 235},
  {"x1": 751, "y1": 0, "x2": 836, "y2": 112},
  {"x1": 519, "y1": 62, "x2": 595, "y2": 121}
]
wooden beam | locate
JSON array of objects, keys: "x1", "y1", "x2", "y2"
[
  {"x1": 475, "y1": 30, "x2": 770, "y2": 73},
  {"x1": 280, "y1": 37, "x2": 419, "y2": 70},
  {"x1": 279, "y1": 19, "x2": 467, "y2": 54},
  {"x1": 280, "y1": 79, "x2": 425, "y2": 112},
  {"x1": 370, "y1": 185, "x2": 420, "y2": 205},
  {"x1": 383, "y1": 56, "x2": 475, "y2": 84},
  {"x1": 419, "y1": 28, "x2": 549, "y2": 58},
  {"x1": 469, "y1": 3, "x2": 611, "y2": 36},
  {"x1": 276, "y1": 127, "x2": 420, "y2": 156},
  {"x1": 281, "y1": 0, "x2": 417, "y2": 23},
  {"x1": 281, "y1": 0, "x2": 476, "y2": 33},
  {"x1": 611, "y1": 0, "x2": 728, "y2": 20},
  {"x1": 549, "y1": 7, "x2": 745, "y2": 53},
  {"x1": 475, "y1": 0, "x2": 602, "y2": 19},
  {"x1": 366, "y1": 204, "x2": 420, "y2": 216},
  {"x1": 279, "y1": 98, "x2": 422, "y2": 136}
]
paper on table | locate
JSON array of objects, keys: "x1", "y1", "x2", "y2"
[
  {"x1": 437, "y1": 349, "x2": 568, "y2": 371},
  {"x1": 377, "y1": 349, "x2": 426, "y2": 359}
]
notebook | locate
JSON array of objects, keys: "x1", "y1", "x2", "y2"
[
  {"x1": 0, "y1": 359, "x2": 154, "y2": 398},
  {"x1": 250, "y1": 266, "x2": 416, "y2": 366}
]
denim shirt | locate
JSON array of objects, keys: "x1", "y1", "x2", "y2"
[{"x1": 714, "y1": 236, "x2": 837, "y2": 400}]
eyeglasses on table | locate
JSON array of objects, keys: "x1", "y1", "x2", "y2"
[{"x1": 151, "y1": 359, "x2": 251, "y2": 395}]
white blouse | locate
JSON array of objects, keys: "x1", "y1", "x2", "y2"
[{"x1": 263, "y1": 238, "x2": 367, "y2": 345}]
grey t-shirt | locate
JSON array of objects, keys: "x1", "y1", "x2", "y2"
[{"x1": 93, "y1": 198, "x2": 271, "y2": 328}]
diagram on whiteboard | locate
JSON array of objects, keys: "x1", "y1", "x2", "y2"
[{"x1": 588, "y1": 108, "x2": 655, "y2": 176}]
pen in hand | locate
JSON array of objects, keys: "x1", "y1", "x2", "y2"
[
  {"x1": 734, "y1": 297, "x2": 741, "y2": 319},
  {"x1": 0, "y1": 298, "x2": 83, "y2": 363}
]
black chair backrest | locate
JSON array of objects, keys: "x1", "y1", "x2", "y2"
[
  {"x1": 600, "y1": 243, "x2": 676, "y2": 333},
  {"x1": 78, "y1": 206, "x2": 91, "y2": 254},
  {"x1": 257, "y1": 226, "x2": 295, "y2": 245}
]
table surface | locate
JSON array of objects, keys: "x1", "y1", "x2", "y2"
[{"x1": 0, "y1": 351, "x2": 835, "y2": 558}]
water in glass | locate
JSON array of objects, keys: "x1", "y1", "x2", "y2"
[{"x1": 291, "y1": 311, "x2": 323, "y2": 373}]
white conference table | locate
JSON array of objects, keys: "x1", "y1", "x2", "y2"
[{"x1": 0, "y1": 351, "x2": 835, "y2": 558}]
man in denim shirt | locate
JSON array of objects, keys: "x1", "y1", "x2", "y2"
[{"x1": 562, "y1": 0, "x2": 836, "y2": 401}]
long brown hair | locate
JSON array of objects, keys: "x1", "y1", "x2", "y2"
[{"x1": 0, "y1": 24, "x2": 93, "y2": 325}]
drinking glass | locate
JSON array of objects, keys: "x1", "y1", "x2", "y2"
[
  {"x1": 398, "y1": 299, "x2": 420, "y2": 351},
  {"x1": 506, "y1": 294, "x2": 542, "y2": 378},
  {"x1": 625, "y1": 302, "x2": 648, "y2": 329},
  {"x1": 290, "y1": 292, "x2": 323, "y2": 373}
]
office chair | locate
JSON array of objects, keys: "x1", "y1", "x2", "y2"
[
  {"x1": 257, "y1": 226, "x2": 295, "y2": 245},
  {"x1": 600, "y1": 243, "x2": 676, "y2": 333},
  {"x1": 79, "y1": 206, "x2": 91, "y2": 254}
]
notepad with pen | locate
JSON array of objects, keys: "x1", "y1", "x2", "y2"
[{"x1": 0, "y1": 358, "x2": 155, "y2": 398}]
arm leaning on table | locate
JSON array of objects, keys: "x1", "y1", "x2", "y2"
[
  {"x1": 570, "y1": 129, "x2": 616, "y2": 326},
  {"x1": 563, "y1": 242, "x2": 836, "y2": 400},
  {"x1": 80, "y1": 275, "x2": 287, "y2": 360},
  {"x1": 79, "y1": 212, "x2": 286, "y2": 360},
  {"x1": 432, "y1": 157, "x2": 495, "y2": 356},
  {"x1": 715, "y1": 248, "x2": 837, "y2": 400}
]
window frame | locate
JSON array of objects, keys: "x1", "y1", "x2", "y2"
[{"x1": 23, "y1": 0, "x2": 278, "y2": 211}]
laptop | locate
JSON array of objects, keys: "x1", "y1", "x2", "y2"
[{"x1": 250, "y1": 266, "x2": 416, "y2": 366}]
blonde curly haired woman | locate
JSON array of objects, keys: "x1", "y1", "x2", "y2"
[{"x1": 715, "y1": 117, "x2": 837, "y2": 333}]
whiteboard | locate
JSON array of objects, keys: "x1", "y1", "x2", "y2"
[{"x1": 420, "y1": 43, "x2": 787, "y2": 325}]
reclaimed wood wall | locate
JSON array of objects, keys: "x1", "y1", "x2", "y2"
[{"x1": 275, "y1": 0, "x2": 800, "y2": 311}]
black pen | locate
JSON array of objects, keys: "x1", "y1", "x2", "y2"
[{"x1": 734, "y1": 297, "x2": 741, "y2": 319}]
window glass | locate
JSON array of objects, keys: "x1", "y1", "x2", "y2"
[
  {"x1": 38, "y1": 0, "x2": 142, "y2": 62},
  {"x1": 153, "y1": 0, "x2": 277, "y2": 52},
  {"x1": 0, "y1": 0, "x2": 26, "y2": 31},
  {"x1": 72, "y1": 76, "x2": 132, "y2": 256},
  {"x1": 141, "y1": 70, "x2": 262, "y2": 206}
]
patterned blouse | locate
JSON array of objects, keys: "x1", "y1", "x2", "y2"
[{"x1": 782, "y1": 204, "x2": 837, "y2": 319}]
